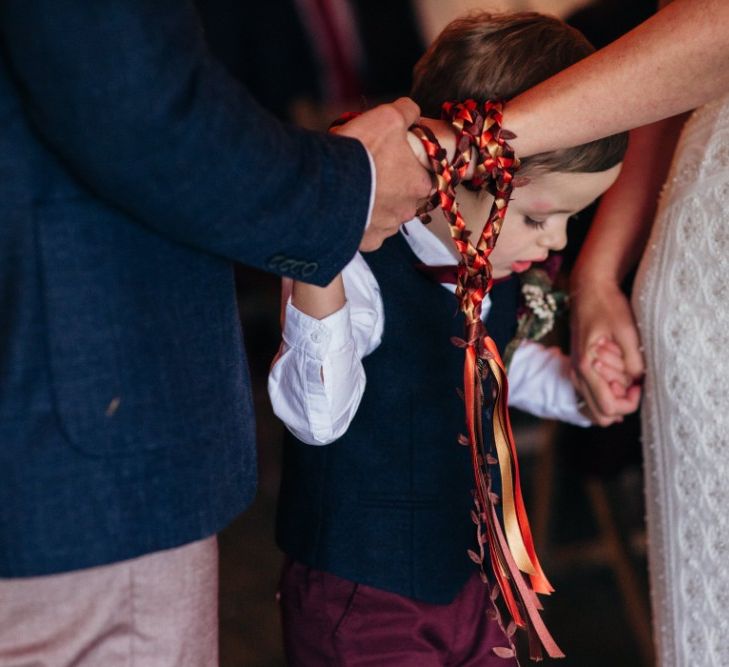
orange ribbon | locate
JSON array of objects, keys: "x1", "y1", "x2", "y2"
[
  {"x1": 413, "y1": 100, "x2": 563, "y2": 661},
  {"x1": 335, "y1": 101, "x2": 563, "y2": 660}
]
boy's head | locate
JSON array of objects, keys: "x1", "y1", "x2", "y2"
[
  {"x1": 410, "y1": 11, "x2": 628, "y2": 178},
  {"x1": 411, "y1": 12, "x2": 627, "y2": 278},
  {"x1": 483, "y1": 166, "x2": 620, "y2": 278}
]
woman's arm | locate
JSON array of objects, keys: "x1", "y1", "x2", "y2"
[
  {"x1": 568, "y1": 113, "x2": 688, "y2": 420},
  {"x1": 505, "y1": 0, "x2": 728, "y2": 156}
]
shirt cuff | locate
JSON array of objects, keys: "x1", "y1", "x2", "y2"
[
  {"x1": 508, "y1": 342, "x2": 592, "y2": 427},
  {"x1": 282, "y1": 299, "x2": 354, "y2": 361},
  {"x1": 363, "y1": 148, "x2": 376, "y2": 230}
]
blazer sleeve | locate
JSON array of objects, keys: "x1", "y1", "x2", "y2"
[{"x1": 0, "y1": 0, "x2": 371, "y2": 285}]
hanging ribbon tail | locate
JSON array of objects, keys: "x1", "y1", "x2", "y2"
[
  {"x1": 464, "y1": 339, "x2": 563, "y2": 659},
  {"x1": 486, "y1": 508, "x2": 525, "y2": 627},
  {"x1": 489, "y1": 500, "x2": 565, "y2": 660},
  {"x1": 411, "y1": 99, "x2": 561, "y2": 660},
  {"x1": 484, "y1": 335, "x2": 554, "y2": 595}
]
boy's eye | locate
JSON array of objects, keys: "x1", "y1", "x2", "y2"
[{"x1": 524, "y1": 215, "x2": 546, "y2": 230}]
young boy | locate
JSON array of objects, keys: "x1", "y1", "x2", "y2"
[{"x1": 268, "y1": 12, "x2": 627, "y2": 665}]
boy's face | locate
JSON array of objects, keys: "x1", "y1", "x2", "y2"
[{"x1": 488, "y1": 165, "x2": 621, "y2": 279}]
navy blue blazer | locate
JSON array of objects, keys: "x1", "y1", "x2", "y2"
[{"x1": 0, "y1": 0, "x2": 371, "y2": 577}]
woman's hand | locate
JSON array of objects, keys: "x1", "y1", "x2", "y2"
[{"x1": 570, "y1": 279, "x2": 643, "y2": 426}]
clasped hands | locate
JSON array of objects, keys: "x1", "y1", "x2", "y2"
[
  {"x1": 330, "y1": 98, "x2": 465, "y2": 252},
  {"x1": 331, "y1": 97, "x2": 432, "y2": 251},
  {"x1": 569, "y1": 280, "x2": 644, "y2": 426}
]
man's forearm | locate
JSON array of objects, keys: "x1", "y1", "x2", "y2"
[{"x1": 1, "y1": 0, "x2": 371, "y2": 284}]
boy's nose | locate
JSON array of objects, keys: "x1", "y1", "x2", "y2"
[{"x1": 542, "y1": 225, "x2": 568, "y2": 251}]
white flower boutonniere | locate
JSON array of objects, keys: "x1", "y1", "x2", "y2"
[{"x1": 503, "y1": 255, "x2": 566, "y2": 368}]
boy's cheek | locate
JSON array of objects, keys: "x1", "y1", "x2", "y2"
[{"x1": 490, "y1": 262, "x2": 513, "y2": 279}]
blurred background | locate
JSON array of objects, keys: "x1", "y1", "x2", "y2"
[{"x1": 193, "y1": 0, "x2": 659, "y2": 664}]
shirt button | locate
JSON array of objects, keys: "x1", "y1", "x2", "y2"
[{"x1": 310, "y1": 330, "x2": 322, "y2": 344}]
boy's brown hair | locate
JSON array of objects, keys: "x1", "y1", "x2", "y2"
[{"x1": 411, "y1": 12, "x2": 627, "y2": 175}]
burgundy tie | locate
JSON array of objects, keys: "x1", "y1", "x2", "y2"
[{"x1": 414, "y1": 263, "x2": 459, "y2": 285}]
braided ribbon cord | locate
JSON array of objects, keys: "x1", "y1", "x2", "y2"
[
  {"x1": 412, "y1": 100, "x2": 563, "y2": 661},
  {"x1": 331, "y1": 103, "x2": 563, "y2": 659}
]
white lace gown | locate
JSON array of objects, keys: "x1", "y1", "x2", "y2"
[{"x1": 633, "y1": 92, "x2": 729, "y2": 666}]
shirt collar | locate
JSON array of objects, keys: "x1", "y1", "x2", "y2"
[
  {"x1": 400, "y1": 217, "x2": 460, "y2": 266},
  {"x1": 399, "y1": 218, "x2": 492, "y2": 317}
]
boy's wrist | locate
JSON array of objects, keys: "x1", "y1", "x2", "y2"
[
  {"x1": 284, "y1": 298, "x2": 352, "y2": 358},
  {"x1": 291, "y1": 275, "x2": 346, "y2": 321},
  {"x1": 413, "y1": 116, "x2": 478, "y2": 179},
  {"x1": 412, "y1": 119, "x2": 456, "y2": 162}
]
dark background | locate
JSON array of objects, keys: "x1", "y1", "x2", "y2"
[{"x1": 192, "y1": 1, "x2": 659, "y2": 664}]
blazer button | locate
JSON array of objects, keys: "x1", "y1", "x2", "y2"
[
  {"x1": 266, "y1": 254, "x2": 285, "y2": 270},
  {"x1": 301, "y1": 262, "x2": 318, "y2": 278}
]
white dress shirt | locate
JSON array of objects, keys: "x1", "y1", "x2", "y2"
[{"x1": 268, "y1": 218, "x2": 590, "y2": 445}]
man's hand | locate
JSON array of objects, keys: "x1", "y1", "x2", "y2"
[{"x1": 334, "y1": 98, "x2": 431, "y2": 251}]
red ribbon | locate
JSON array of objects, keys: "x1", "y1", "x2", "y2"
[
  {"x1": 413, "y1": 100, "x2": 563, "y2": 661},
  {"x1": 331, "y1": 102, "x2": 564, "y2": 660}
]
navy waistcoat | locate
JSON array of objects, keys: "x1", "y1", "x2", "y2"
[{"x1": 277, "y1": 234, "x2": 519, "y2": 604}]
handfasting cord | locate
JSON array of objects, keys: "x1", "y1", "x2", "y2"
[
  {"x1": 332, "y1": 102, "x2": 563, "y2": 660},
  {"x1": 412, "y1": 100, "x2": 563, "y2": 661}
]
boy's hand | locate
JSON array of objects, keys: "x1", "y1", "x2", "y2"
[
  {"x1": 333, "y1": 98, "x2": 432, "y2": 251},
  {"x1": 575, "y1": 387, "x2": 618, "y2": 426},
  {"x1": 574, "y1": 343, "x2": 641, "y2": 426},
  {"x1": 587, "y1": 337, "x2": 643, "y2": 420},
  {"x1": 591, "y1": 338, "x2": 635, "y2": 395}
]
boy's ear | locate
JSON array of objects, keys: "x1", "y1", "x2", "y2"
[{"x1": 513, "y1": 175, "x2": 531, "y2": 188}]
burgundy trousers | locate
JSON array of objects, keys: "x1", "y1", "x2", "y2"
[{"x1": 278, "y1": 559, "x2": 519, "y2": 666}]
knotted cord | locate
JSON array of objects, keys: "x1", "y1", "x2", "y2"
[
  {"x1": 333, "y1": 101, "x2": 563, "y2": 660},
  {"x1": 412, "y1": 100, "x2": 563, "y2": 661}
]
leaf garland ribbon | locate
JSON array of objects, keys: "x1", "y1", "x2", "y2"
[
  {"x1": 411, "y1": 100, "x2": 564, "y2": 661},
  {"x1": 331, "y1": 101, "x2": 564, "y2": 660}
]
